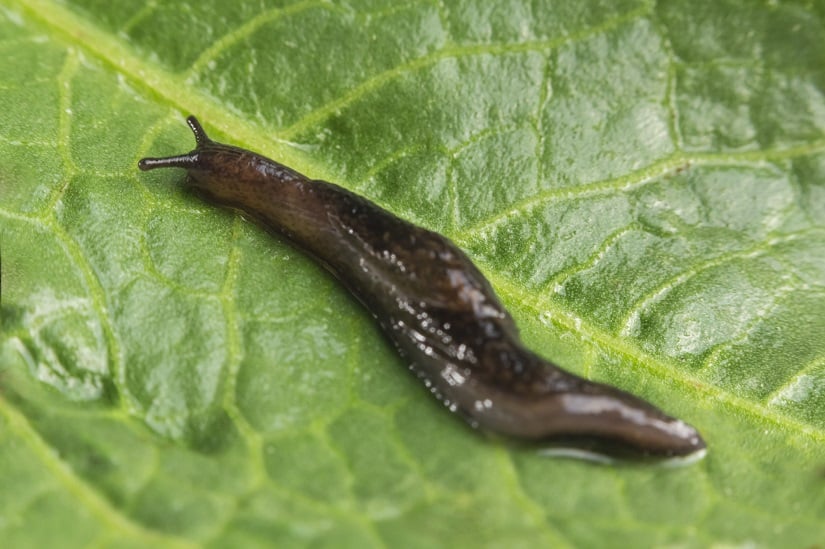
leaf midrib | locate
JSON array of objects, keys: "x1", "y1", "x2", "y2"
[
  {"x1": 10, "y1": 0, "x2": 824, "y2": 448},
  {"x1": 13, "y1": 0, "x2": 651, "y2": 178}
]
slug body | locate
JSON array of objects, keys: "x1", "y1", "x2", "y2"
[{"x1": 139, "y1": 116, "x2": 705, "y2": 460}]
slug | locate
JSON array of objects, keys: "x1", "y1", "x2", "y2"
[{"x1": 138, "y1": 116, "x2": 706, "y2": 461}]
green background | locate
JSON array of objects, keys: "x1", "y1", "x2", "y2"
[{"x1": 1, "y1": 0, "x2": 824, "y2": 546}]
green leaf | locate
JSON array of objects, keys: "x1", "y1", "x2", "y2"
[{"x1": 1, "y1": 0, "x2": 824, "y2": 546}]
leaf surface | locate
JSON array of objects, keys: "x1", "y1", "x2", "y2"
[{"x1": 1, "y1": 0, "x2": 824, "y2": 546}]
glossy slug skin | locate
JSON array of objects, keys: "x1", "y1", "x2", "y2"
[{"x1": 139, "y1": 116, "x2": 705, "y2": 460}]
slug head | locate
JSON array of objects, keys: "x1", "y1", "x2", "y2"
[{"x1": 138, "y1": 115, "x2": 306, "y2": 207}]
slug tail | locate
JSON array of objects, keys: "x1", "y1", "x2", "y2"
[
  {"x1": 138, "y1": 154, "x2": 199, "y2": 171},
  {"x1": 541, "y1": 387, "x2": 707, "y2": 459}
]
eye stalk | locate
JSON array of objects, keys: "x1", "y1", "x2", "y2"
[
  {"x1": 137, "y1": 115, "x2": 211, "y2": 171},
  {"x1": 186, "y1": 115, "x2": 211, "y2": 147}
]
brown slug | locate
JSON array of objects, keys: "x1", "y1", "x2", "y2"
[{"x1": 138, "y1": 116, "x2": 706, "y2": 462}]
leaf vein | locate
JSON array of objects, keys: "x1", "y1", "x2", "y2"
[
  {"x1": 0, "y1": 397, "x2": 198, "y2": 547},
  {"x1": 617, "y1": 230, "x2": 818, "y2": 337}
]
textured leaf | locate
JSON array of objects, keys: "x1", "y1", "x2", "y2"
[{"x1": 1, "y1": 0, "x2": 824, "y2": 546}]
